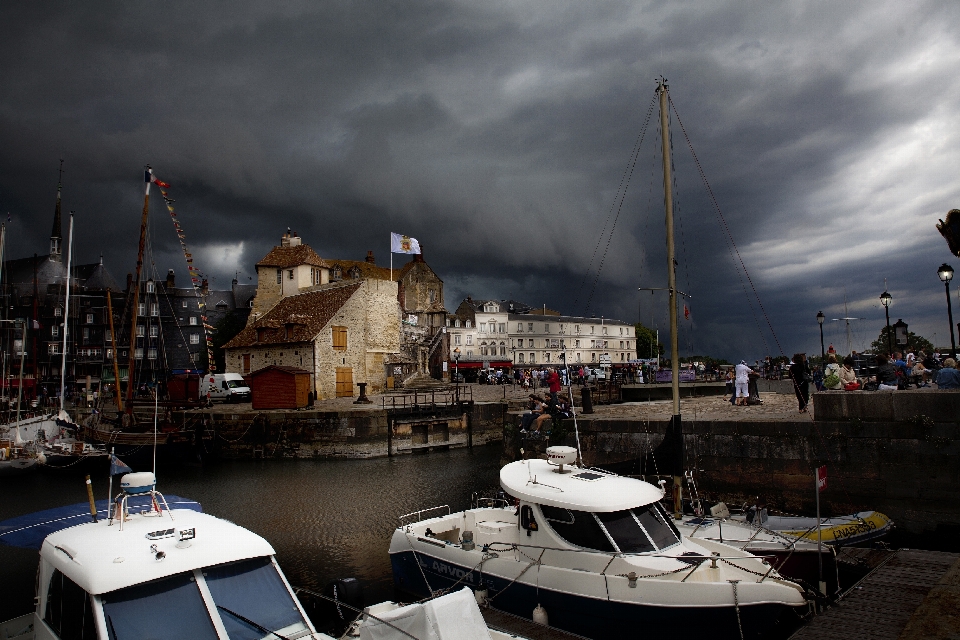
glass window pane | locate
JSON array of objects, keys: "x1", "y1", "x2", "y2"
[
  {"x1": 102, "y1": 572, "x2": 219, "y2": 640},
  {"x1": 596, "y1": 510, "x2": 655, "y2": 553},
  {"x1": 636, "y1": 504, "x2": 680, "y2": 550},
  {"x1": 204, "y1": 557, "x2": 309, "y2": 640},
  {"x1": 540, "y1": 505, "x2": 614, "y2": 552},
  {"x1": 44, "y1": 569, "x2": 97, "y2": 640}
]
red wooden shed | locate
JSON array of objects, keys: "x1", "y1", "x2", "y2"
[{"x1": 249, "y1": 365, "x2": 312, "y2": 410}]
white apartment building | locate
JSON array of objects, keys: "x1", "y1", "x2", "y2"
[{"x1": 446, "y1": 298, "x2": 634, "y2": 369}]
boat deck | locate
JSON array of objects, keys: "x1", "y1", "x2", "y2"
[
  {"x1": 790, "y1": 549, "x2": 960, "y2": 640},
  {"x1": 481, "y1": 606, "x2": 591, "y2": 640}
]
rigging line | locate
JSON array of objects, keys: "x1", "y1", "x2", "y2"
[
  {"x1": 573, "y1": 92, "x2": 657, "y2": 316},
  {"x1": 583, "y1": 93, "x2": 658, "y2": 316},
  {"x1": 669, "y1": 96, "x2": 781, "y2": 358},
  {"x1": 669, "y1": 98, "x2": 859, "y2": 508}
]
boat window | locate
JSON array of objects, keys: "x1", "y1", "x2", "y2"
[
  {"x1": 204, "y1": 556, "x2": 310, "y2": 640},
  {"x1": 635, "y1": 504, "x2": 680, "y2": 550},
  {"x1": 540, "y1": 505, "x2": 614, "y2": 552},
  {"x1": 101, "y1": 572, "x2": 219, "y2": 640},
  {"x1": 44, "y1": 569, "x2": 97, "y2": 640},
  {"x1": 595, "y1": 510, "x2": 655, "y2": 553}
]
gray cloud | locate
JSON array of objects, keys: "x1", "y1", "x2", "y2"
[{"x1": 2, "y1": 0, "x2": 959, "y2": 362}]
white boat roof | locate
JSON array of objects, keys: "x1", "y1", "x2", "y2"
[
  {"x1": 41, "y1": 509, "x2": 275, "y2": 595},
  {"x1": 500, "y1": 459, "x2": 663, "y2": 512}
]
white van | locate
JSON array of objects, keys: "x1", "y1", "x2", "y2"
[{"x1": 201, "y1": 372, "x2": 251, "y2": 403}]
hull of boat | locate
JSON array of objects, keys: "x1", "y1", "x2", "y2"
[
  {"x1": 0, "y1": 458, "x2": 38, "y2": 476},
  {"x1": 39, "y1": 452, "x2": 109, "y2": 474},
  {"x1": 391, "y1": 549, "x2": 796, "y2": 640}
]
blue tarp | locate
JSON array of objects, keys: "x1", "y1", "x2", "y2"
[{"x1": 0, "y1": 495, "x2": 202, "y2": 549}]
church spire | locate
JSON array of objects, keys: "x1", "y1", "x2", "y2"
[{"x1": 50, "y1": 159, "x2": 63, "y2": 261}]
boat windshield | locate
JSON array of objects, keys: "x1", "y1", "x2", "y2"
[
  {"x1": 204, "y1": 556, "x2": 310, "y2": 640},
  {"x1": 102, "y1": 572, "x2": 219, "y2": 640},
  {"x1": 540, "y1": 505, "x2": 615, "y2": 552},
  {"x1": 543, "y1": 503, "x2": 680, "y2": 554}
]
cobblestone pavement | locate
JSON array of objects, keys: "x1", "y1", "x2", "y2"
[{"x1": 303, "y1": 382, "x2": 818, "y2": 421}]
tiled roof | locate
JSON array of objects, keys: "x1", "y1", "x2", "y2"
[
  {"x1": 224, "y1": 282, "x2": 362, "y2": 349},
  {"x1": 256, "y1": 244, "x2": 329, "y2": 269},
  {"x1": 328, "y1": 259, "x2": 394, "y2": 281}
]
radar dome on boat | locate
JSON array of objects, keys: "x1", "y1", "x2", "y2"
[
  {"x1": 120, "y1": 472, "x2": 156, "y2": 495},
  {"x1": 546, "y1": 446, "x2": 577, "y2": 467}
]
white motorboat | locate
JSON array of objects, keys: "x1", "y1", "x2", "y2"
[
  {"x1": 390, "y1": 448, "x2": 808, "y2": 640},
  {"x1": 0, "y1": 472, "x2": 327, "y2": 640}
]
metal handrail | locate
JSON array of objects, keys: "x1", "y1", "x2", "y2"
[{"x1": 398, "y1": 504, "x2": 451, "y2": 527}]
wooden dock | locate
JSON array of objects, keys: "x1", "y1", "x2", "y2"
[{"x1": 790, "y1": 549, "x2": 960, "y2": 640}]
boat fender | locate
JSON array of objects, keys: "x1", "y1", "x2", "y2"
[
  {"x1": 626, "y1": 571, "x2": 638, "y2": 588},
  {"x1": 532, "y1": 604, "x2": 548, "y2": 626},
  {"x1": 474, "y1": 588, "x2": 488, "y2": 605},
  {"x1": 461, "y1": 530, "x2": 475, "y2": 551}
]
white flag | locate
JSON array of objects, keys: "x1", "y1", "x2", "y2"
[{"x1": 390, "y1": 232, "x2": 421, "y2": 254}]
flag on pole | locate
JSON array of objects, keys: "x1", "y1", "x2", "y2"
[
  {"x1": 390, "y1": 232, "x2": 421, "y2": 255},
  {"x1": 110, "y1": 454, "x2": 133, "y2": 477},
  {"x1": 816, "y1": 465, "x2": 827, "y2": 492},
  {"x1": 683, "y1": 304, "x2": 690, "y2": 320},
  {"x1": 144, "y1": 169, "x2": 171, "y2": 189}
]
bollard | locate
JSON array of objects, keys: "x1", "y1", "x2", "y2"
[
  {"x1": 581, "y1": 387, "x2": 593, "y2": 414},
  {"x1": 354, "y1": 382, "x2": 372, "y2": 404}
]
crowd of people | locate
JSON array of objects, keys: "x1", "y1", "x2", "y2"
[{"x1": 726, "y1": 347, "x2": 960, "y2": 414}]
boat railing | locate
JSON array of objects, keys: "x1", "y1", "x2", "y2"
[
  {"x1": 474, "y1": 540, "x2": 785, "y2": 584},
  {"x1": 470, "y1": 496, "x2": 511, "y2": 510},
  {"x1": 398, "y1": 505, "x2": 451, "y2": 528}
]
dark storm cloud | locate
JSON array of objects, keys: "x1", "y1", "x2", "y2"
[{"x1": 2, "y1": 0, "x2": 959, "y2": 361}]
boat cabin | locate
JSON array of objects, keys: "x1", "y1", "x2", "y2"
[{"x1": 26, "y1": 506, "x2": 317, "y2": 640}]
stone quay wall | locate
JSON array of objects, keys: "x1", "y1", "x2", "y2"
[{"x1": 181, "y1": 401, "x2": 507, "y2": 459}]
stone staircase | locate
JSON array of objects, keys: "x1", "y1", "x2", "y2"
[{"x1": 400, "y1": 372, "x2": 449, "y2": 390}]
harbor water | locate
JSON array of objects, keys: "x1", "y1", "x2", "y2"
[{"x1": 0, "y1": 444, "x2": 503, "y2": 623}]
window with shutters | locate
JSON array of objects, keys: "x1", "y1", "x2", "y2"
[{"x1": 332, "y1": 326, "x2": 347, "y2": 351}]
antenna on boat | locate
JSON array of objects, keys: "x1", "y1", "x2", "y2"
[
  {"x1": 59, "y1": 212, "x2": 74, "y2": 416},
  {"x1": 559, "y1": 337, "x2": 583, "y2": 467}
]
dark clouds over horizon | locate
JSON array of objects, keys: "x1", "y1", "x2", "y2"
[{"x1": 2, "y1": 1, "x2": 959, "y2": 362}]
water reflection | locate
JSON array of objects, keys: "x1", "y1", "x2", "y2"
[{"x1": 0, "y1": 444, "x2": 503, "y2": 622}]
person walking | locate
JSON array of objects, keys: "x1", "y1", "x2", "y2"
[
  {"x1": 789, "y1": 353, "x2": 811, "y2": 413},
  {"x1": 734, "y1": 360, "x2": 752, "y2": 406}
]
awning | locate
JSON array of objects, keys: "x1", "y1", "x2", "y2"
[
  {"x1": 450, "y1": 361, "x2": 513, "y2": 369},
  {"x1": 1, "y1": 378, "x2": 36, "y2": 388}
]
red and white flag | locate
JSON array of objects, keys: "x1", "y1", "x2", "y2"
[
  {"x1": 144, "y1": 168, "x2": 171, "y2": 189},
  {"x1": 816, "y1": 465, "x2": 827, "y2": 492}
]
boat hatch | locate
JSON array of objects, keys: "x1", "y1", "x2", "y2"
[{"x1": 571, "y1": 471, "x2": 605, "y2": 482}]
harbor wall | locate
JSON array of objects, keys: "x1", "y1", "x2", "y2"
[
  {"x1": 503, "y1": 391, "x2": 960, "y2": 540},
  {"x1": 176, "y1": 401, "x2": 508, "y2": 459}
]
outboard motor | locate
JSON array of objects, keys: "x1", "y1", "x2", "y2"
[{"x1": 302, "y1": 577, "x2": 364, "y2": 637}]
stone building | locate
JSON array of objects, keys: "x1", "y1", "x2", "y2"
[
  {"x1": 242, "y1": 231, "x2": 447, "y2": 385},
  {"x1": 223, "y1": 279, "x2": 400, "y2": 399}
]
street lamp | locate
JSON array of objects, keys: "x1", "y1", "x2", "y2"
[
  {"x1": 938, "y1": 263, "x2": 957, "y2": 359},
  {"x1": 817, "y1": 311, "x2": 825, "y2": 366},
  {"x1": 453, "y1": 347, "x2": 461, "y2": 403},
  {"x1": 880, "y1": 290, "x2": 892, "y2": 355}
]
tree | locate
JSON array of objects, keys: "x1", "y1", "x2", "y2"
[
  {"x1": 211, "y1": 311, "x2": 248, "y2": 372},
  {"x1": 870, "y1": 326, "x2": 934, "y2": 356},
  {"x1": 634, "y1": 322, "x2": 664, "y2": 359}
]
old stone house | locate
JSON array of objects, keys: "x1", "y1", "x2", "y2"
[
  {"x1": 223, "y1": 279, "x2": 400, "y2": 399},
  {"x1": 242, "y1": 230, "x2": 448, "y2": 385}
]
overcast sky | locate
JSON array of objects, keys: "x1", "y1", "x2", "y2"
[{"x1": 2, "y1": 1, "x2": 959, "y2": 362}]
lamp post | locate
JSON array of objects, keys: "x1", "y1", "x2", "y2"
[
  {"x1": 938, "y1": 263, "x2": 957, "y2": 359},
  {"x1": 453, "y1": 347, "x2": 461, "y2": 403},
  {"x1": 880, "y1": 290, "x2": 892, "y2": 355},
  {"x1": 817, "y1": 311, "x2": 825, "y2": 367}
]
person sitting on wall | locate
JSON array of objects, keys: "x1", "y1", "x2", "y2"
[
  {"x1": 520, "y1": 395, "x2": 546, "y2": 431},
  {"x1": 935, "y1": 358, "x2": 960, "y2": 390},
  {"x1": 873, "y1": 355, "x2": 900, "y2": 390}
]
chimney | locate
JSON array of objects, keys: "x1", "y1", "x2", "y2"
[
  {"x1": 288, "y1": 233, "x2": 302, "y2": 247},
  {"x1": 281, "y1": 227, "x2": 292, "y2": 247},
  {"x1": 365, "y1": 250, "x2": 376, "y2": 264},
  {"x1": 201, "y1": 279, "x2": 209, "y2": 295},
  {"x1": 166, "y1": 269, "x2": 175, "y2": 289},
  {"x1": 126, "y1": 273, "x2": 133, "y2": 292}
]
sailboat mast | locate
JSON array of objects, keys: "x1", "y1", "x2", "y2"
[
  {"x1": 657, "y1": 79, "x2": 681, "y2": 418},
  {"x1": 125, "y1": 168, "x2": 153, "y2": 414},
  {"x1": 59, "y1": 212, "x2": 74, "y2": 413},
  {"x1": 657, "y1": 78, "x2": 685, "y2": 517}
]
